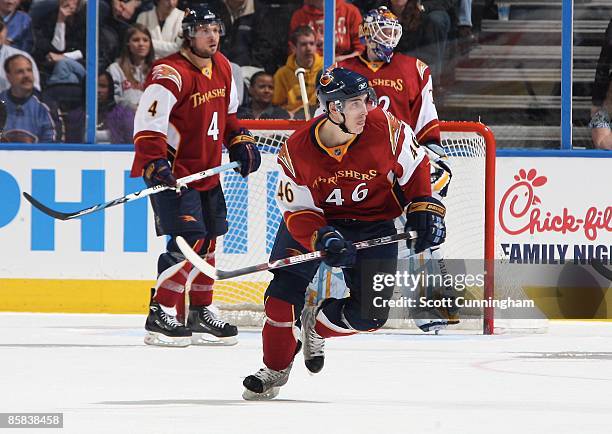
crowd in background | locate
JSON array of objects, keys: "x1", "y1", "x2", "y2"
[{"x1": 0, "y1": 0, "x2": 608, "y2": 149}]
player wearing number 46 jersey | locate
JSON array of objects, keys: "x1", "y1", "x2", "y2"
[
  {"x1": 131, "y1": 6, "x2": 261, "y2": 347},
  {"x1": 242, "y1": 67, "x2": 447, "y2": 400}
]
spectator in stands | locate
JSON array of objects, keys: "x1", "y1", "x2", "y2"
[
  {"x1": 273, "y1": 25, "x2": 322, "y2": 119},
  {"x1": 250, "y1": 1, "x2": 301, "y2": 74},
  {"x1": 591, "y1": 19, "x2": 611, "y2": 121},
  {"x1": 107, "y1": 23, "x2": 154, "y2": 111},
  {"x1": 350, "y1": 0, "x2": 382, "y2": 15},
  {"x1": 136, "y1": 0, "x2": 183, "y2": 59},
  {"x1": 457, "y1": 0, "x2": 474, "y2": 54},
  {"x1": 0, "y1": 21, "x2": 39, "y2": 92},
  {"x1": 383, "y1": 0, "x2": 455, "y2": 87},
  {"x1": 0, "y1": 54, "x2": 57, "y2": 142},
  {"x1": 589, "y1": 90, "x2": 612, "y2": 150},
  {"x1": 32, "y1": 0, "x2": 86, "y2": 86},
  {"x1": 0, "y1": 0, "x2": 33, "y2": 53},
  {"x1": 207, "y1": 0, "x2": 258, "y2": 66},
  {"x1": 289, "y1": 0, "x2": 364, "y2": 62},
  {"x1": 590, "y1": 19, "x2": 612, "y2": 150},
  {"x1": 64, "y1": 70, "x2": 136, "y2": 143},
  {"x1": 238, "y1": 70, "x2": 289, "y2": 119},
  {"x1": 99, "y1": 0, "x2": 150, "y2": 70}
]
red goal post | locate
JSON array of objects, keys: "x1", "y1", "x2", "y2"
[{"x1": 220, "y1": 119, "x2": 497, "y2": 334}]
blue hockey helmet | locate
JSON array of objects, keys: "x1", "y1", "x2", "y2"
[
  {"x1": 317, "y1": 67, "x2": 377, "y2": 114},
  {"x1": 182, "y1": 5, "x2": 225, "y2": 38}
]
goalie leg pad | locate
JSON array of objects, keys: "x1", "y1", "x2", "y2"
[{"x1": 263, "y1": 296, "x2": 300, "y2": 371}]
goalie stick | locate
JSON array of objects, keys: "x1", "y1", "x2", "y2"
[
  {"x1": 176, "y1": 231, "x2": 418, "y2": 280},
  {"x1": 22, "y1": 161, "x2": 240, "y2": 221}
]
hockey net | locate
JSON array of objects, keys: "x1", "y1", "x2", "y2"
[{"x1": 211, "y1": 120, "x2": 546, "y2": 334}]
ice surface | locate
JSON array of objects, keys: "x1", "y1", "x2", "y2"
[{"x1": 1, "y1": 313, "x2": 611, "y2": 434}]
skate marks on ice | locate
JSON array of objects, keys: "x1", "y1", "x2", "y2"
[
  {"x1": 473, "y1": 353, "x2": 612, "y2": 382},
  {"x1": 95, "y1": 398, "x2": 328, "y2": 406},
  {"x1": 0, "y1": 343, "x2": 142, "y2": 349},
  {"x1": 517, "y1": 351, "x2": 612, "y2": 360}
]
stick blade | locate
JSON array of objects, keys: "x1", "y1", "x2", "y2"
[
  {"x1": 22, "y1": 192, "x2": 74, "y2": 221},
  {"x1": 176, "y1": 236, "x2": 219, "y2": 279}
]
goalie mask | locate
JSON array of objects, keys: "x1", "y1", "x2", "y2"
[
  {"x1": 182, "y1": 6, "x2": 225, "y2": 39},
  {"x1": 360, "y1": 6, "x2": 402, "y2": 63}
]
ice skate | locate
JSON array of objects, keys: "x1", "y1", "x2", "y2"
[
  {"x1": 188, "y1": 305, "x2": 238, "y2": 346},
  {"x1": 242, "y1": 364, "x2": 292, "y2": 400},
  {"x1": 301, "y1": 304, "x2": 325, "y2": 374},
  {"x1": 144, "y1": 299, "x2": 192, "y2": 347}
]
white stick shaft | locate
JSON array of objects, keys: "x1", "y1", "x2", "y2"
[{"x1": 296, "y1": 71, "x2": 311, "y2": 120}]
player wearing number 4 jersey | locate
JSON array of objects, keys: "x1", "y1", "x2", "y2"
[
  {"x1": 242, "y1": 67, "x2": 447, "y2": 400},
  {"x1": 131, "y1": 6, "x2": 261, "y2": 347}
]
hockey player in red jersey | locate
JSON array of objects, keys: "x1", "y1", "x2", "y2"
[
  {"x1": 338, "y1": 6, "x2": 441, "y2": 148},
  {"x1": 242, "y1": 67, "x2": 446, "y2": 400},
  {"x1": 338, "y1": 7, "x2": 458, "y2": 332},
  {"x1": 131, "y1": 6, "x2": 261, "y2": 347}
]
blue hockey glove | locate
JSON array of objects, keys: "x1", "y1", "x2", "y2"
[
  {"x1": 404, "y1": 196, "x2": 446, "y2": 254},
  {"x1": 315, "y1": 226, "x2": 357, "y2": 268},
  {"x1": 228, "y1": 129, "x2": 261, "y2": 177},
  {"x1": 144, "y1": 159, "x2": 177, "y2": 188}
]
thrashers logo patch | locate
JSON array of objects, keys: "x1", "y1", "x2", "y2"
[{"x1": 152, "y1": 64, "x2": 183, "y2": 91}]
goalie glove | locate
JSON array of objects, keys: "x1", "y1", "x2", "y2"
[
  {"x1": 314, "y1": 226, "x2": 357, "y2": 268},
  {"x1": 228, "y1": 128, "x2": 261, "y2": 177},
  {"x1": 404, "y1": 196, "x2": 446, "y2": 254},
  {"x1": 144, "y1": 158, "x2": 177, "y2": 188},
  {"x1": 423, "y1": 143, "x2": 452, "y2": 198}
]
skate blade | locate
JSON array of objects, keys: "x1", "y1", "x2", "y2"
[
  {"x1": 144, "y1": 332, "x2": 191, "y2": 347},
  {"x1": 242, "y1": 387, "x2": 280, "y2": 401},
  {"x1": 191, "y1": 333, "x2": 238, "y2": 346}
]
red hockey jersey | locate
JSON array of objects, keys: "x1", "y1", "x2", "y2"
[
  {"x1": 338, "y1": 54, "x2": 440, "y2": 146},
  {"x1": 131, "y1": 49, "x2": 240, "y2": 191},
  {"x1": 289, "y1": 0, "x2": 364, "y2": 56},
  {"x1": 276, "y1": 107, "x2": 431, "y2": 250}
]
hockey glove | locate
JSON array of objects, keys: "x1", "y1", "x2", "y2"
[
  {"x1": 144, "y1": 159, "x2": 177, "y2": 188},
  {"x1": 228, "y1": 128, "x2": 261, "y2": 177},
  {"x1": 424, "y1": 143, "x2": 453, "y2": 198},
  {"x1": 404, "y1": 196, "x2": 446, "y2": 254},
  {"x1": 315, "y1": 226, "x2": 357, "y2": 268}
]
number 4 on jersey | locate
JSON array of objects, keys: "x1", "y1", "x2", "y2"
[{"x1": 208, "y1": 111, "x2": 219, "y2": 141}]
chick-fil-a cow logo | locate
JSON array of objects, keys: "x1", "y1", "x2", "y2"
[{"x1": 499, "y1": 168, "x2": 611, "y2": 241}]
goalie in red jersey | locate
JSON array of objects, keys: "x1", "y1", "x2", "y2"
[
  {"x1": 338, "y1": 6, "x2": 441, "y2": 150},
  {"x1": 242, "y1": 67, "x2": 446, "y2": 400},
  {"x1": 335, "y1": 6, "x2": 457, "y2": 333},
  {"x1": 131, "y1": 6, "x2": 261, "y2": 347}
]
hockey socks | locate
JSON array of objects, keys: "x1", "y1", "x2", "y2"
[{"x1": 262, "y1": 297, "x2": 300, "y2": 371}]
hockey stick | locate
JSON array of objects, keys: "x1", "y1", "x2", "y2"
[
  {"x1": 295, "y1": 67, "x2": 311, "y2": 120},
  {"x1": 591, "y1": 259, "x2": 612, "y2": 282},
  {"x1": 176, "y1": 231, "x2": 418, "y2": 280},
  {"x1": 22, "y1": 161, "x2": 240, "y2": 221}
]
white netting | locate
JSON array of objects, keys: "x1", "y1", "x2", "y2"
[{"x1": 211, "y1": 122, "x2": 546, "y2": 333}]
